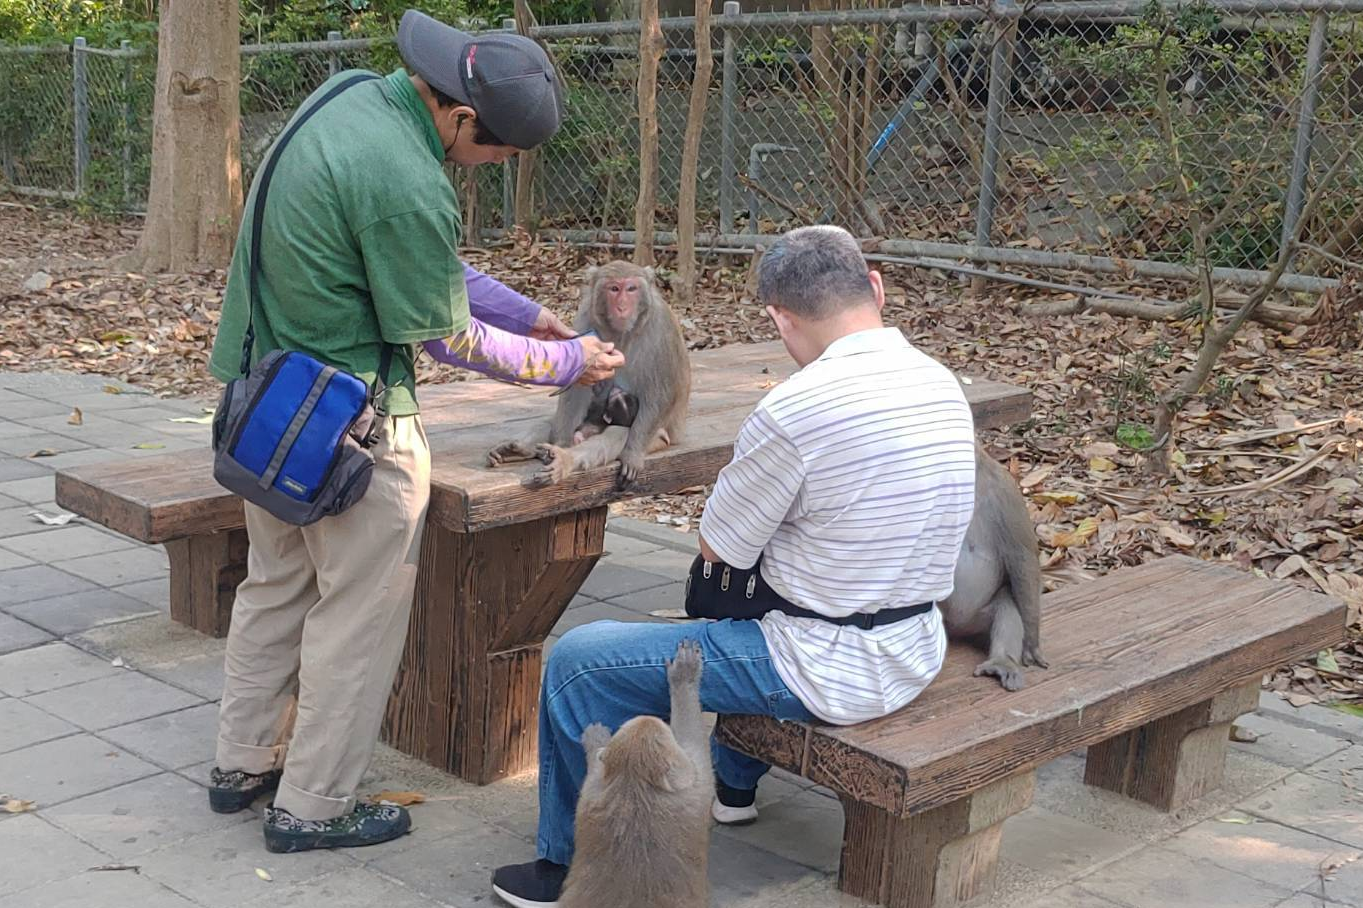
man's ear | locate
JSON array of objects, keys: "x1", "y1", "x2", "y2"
[{"x1": 867, "y1": 270, "x2": 887, "y2": 312}]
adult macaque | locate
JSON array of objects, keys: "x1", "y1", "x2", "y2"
[
  {"x1": 560, "y1": 640, "x2": 712, "y2": 908},
  {"x1": 939, "y1": 444, "x2": 1048, "y2": 691},
  {"x1": 487, "y1": 261, "x2": 691, "y2": 488}
]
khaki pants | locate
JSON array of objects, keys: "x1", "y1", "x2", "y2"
[{"x1": 215, "y1": 415, "x2": 430, "y2": 821}]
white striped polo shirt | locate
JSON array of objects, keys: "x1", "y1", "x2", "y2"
[{"x1": 699, "y1": 326, "x2": 976, "y2": 725}]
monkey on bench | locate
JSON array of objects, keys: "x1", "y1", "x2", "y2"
[
  {"x1": 560, "y1": 640, "x2": 712, "y2": 908},
  {"x1": 487, "y1": 261, "x2": 691, "y2": 489},
  {"x1": 939, "y1": 443, "x2": 1049, "y2": 691}
]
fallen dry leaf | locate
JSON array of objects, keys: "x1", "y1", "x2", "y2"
[
  {"x1": 68, "y1": 407, "x2": 83, "y2": 425},
  {"x1": 2, "y1": 797, "x2": 36, "y2": 813},
  {"x1": 366, "y1": 790, "x2": 427, "y2": 807},
  {"x1": 255, "y1": 868, "x2": 273, "y2": 882}
]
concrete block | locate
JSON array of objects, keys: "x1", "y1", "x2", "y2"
[
  {"x1": 0, "y1": 642, "x2": 120, "y2": 696},
  {"x1": 45, "y1": 772, "x2": 250, "y2": 860},
  {"x1": 6, "y1": 587, "x2": 158, "y2": 635},
  {"x1": 52, "y1": 546, "x2": 169, "y2": 587},
  {"x1": 608, "y1": 581, "x2": 688, "y2": 615},
  {"x1": 0, "y1": 814, "x2": 111, "y2": 897},
  {"x1": 1, "y1": 525, "x2": 136, "y2": 561},
  {"x1": 0, "y1": 696, "x2": 79, "y2": 754},
  {"x1": 25, "y1": 670, "x2": 202, "y2": 731},
  {"x1": 1000, "y1": 805, "x2": 1142, "y2": 877},
  {"x1": 0, "y1": 475, "x2": 57, "y2": 504},
  {"x1": 0, "y1": 612, "x2": 54, "y2": 654},
  {"x1": 1080, "y1": 845, "x2": 1293, "y2": 908},
  {"x1": 0, "y1": 564, "x2": 98, "y2": 607},
  {"x1": 1165, "y1": 809, "x2": 1360, "y2": 892},
  {"x1": 578, "y1": 562, "x2": 676, "y2": 599},
  {"x1": 137, "y1": 819, "x2": 349, "y2": 908},
  {"x1": 100, "y1": 702, "x2": 221, "y2": 770},
  {"x1": 15, "y1": 867, "x2": 200, "y2": 908},
  {"x1": 0, "y1": 734, "x2": 159, "y2": 807},
  {"x1": 237, "y1": 865, "x2": 446, "y2": 908},
  {"x1": 1240, "y1": 772, "x2": 1363, "y2": 849}
]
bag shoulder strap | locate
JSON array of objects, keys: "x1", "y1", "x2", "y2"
[{"x1": 238, "y1": 73, "x2": 392, "y2": 397}]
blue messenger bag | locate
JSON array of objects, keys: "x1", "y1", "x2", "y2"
[{"x1": 211, "y1": 72, "x2": 398, "y2": 526}]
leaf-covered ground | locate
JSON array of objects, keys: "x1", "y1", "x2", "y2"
[{"x1": 1, "y1": 199, "x2": 1359, "y2": 711}]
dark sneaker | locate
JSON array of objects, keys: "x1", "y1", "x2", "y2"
[
  {"x1": 491, "y1": 859, "x2": 568, "y2": 908},
  {"x1": 711, "y1": 778, "x2": 759, "y2": 825},
  {"x1": 208, "y1": 767, "x2": 282, "y2": 814},
  {"x1": 262, "y1": 802, "x2": 411, "y2": 853}
]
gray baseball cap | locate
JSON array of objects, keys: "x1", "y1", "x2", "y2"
[{"x1": 397, "y1": 9, "x2": 564, "y2": 150}]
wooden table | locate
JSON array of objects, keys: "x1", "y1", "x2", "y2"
[{"x1": 56, "y1": 341, "x2": 1033, "y2": 783}]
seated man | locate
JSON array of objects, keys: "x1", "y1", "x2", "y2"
[{"x1": 490, "y1": 225, "x2": 978, "y2": 908}]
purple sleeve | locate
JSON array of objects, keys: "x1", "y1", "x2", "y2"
[
  {"x1": 463, "y1": 263, "x2": 542, "y2": 335},
  {"x1": 421, "y1": 317, "x2": 586, "y2": 387}
]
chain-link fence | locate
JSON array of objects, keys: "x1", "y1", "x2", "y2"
[{"x1": 3, "y1": 0, "x2": 1362, "y2": 295}]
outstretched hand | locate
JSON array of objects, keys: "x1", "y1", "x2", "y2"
[
  {"x1": 578, "y1": 336, "x2": 625, "y2": 385},
  {"x1": 529, "y1": 309, "x2": 576, "y2": 341}
]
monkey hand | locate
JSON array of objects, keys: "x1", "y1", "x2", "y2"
[
  {"x1": 581, "y1": 723, "x2": 613, "y2": 755},
  {"x1": 667, "y1": 639, "x2": 704, "y2": 691},
  {"x1": 530, "y1": 443, "x2": 573, "y2": 487},
  {"x1": 974, "y1": 657, "x2": 1026, "y2": 692},
  {"x1": 615, "y1": 448, "x2": 645, "y2": 489},
  {"x1": 487, "y1": 440, "x2": 537, "y2": 467},
  {"x1": 1021, "y1": 643, "x2": 1049, "y2": 670}
]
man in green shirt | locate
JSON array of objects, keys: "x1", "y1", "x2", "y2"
[{"x1": 206, "y1": 10, "x2": 622, "y2": 853}]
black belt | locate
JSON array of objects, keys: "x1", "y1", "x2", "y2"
[{"x1": 683, "y1": 554, "x2": 936, "y2": 629}]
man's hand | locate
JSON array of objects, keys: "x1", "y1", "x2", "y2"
[
  {"x1": 529, "y1": 308, "x2": 576, "y2": 341},
  {"x1": 578, "y1": 336, "x2": 625, "y2": 385}
]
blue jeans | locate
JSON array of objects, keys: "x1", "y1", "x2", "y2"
[{"x1": 535, "y1": 618, "x2": 816, "y2": 865}]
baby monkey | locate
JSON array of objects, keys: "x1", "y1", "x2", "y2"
[{"x1": 561, "y1": 640, "x2": 713, "y2": 908}]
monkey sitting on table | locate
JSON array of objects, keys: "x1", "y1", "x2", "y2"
[
  {"x1": 487, "y1": 261, "x2": 691, "y2": 489},
  {"x1": 560, "y1": 640, "x2": 712, "y2": 908}
]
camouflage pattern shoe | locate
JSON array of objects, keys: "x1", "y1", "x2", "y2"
[
  {"x1": 208, "y1": 767, "x2": 282, "y2": 814},
  {"x1": 262, "y1": 802, "x2": 411, "y2": 853}
]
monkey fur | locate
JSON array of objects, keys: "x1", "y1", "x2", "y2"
[
  {"x1": 939, "y1": 443, "x2": 1048, "y2": 691},
  {"x1": 561, "y1": 640, "x2": 713, "y2": 908},
  {"x1": 487, "y1": 261, "x2": 692, "y2": 489}
]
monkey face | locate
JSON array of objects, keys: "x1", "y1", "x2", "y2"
[{"x1": 592, "y1": 262, "x2": 651, "y2": 335}]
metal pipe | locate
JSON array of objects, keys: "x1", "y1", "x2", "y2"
[
  {"x1": 719, "y1": 1, "x2": 741, "y2": 234},
  {"x1": 975, "y1": 5, "x2": 1016, "y2": 255},
  {"x1": 327, "y1": 30, "x2": 342, "y2": 77},
  {"x1": 1280, "y1": 10, "x2": 1329, "y2": 264},
  {"x1": 121, "y1": 39, "x2": 133, "y2": 206},
  {"x1": 747, "y1": 144, "x2": 797, "y2": 231},
  {"x1": 241, "y1": 37, "x2": 387, "y2": 55},
  {"x1": 72, "y1": 37, "x2": 89, "y2": 198},
  {"x1": 478, "y1": 228, "x2": 1340, "y2": 293}
]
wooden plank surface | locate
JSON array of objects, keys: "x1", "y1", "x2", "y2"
[
  {"x1": 716, "y1": 555, "x2": 1347, "y2": 818},
  {"x1": 54, "y1": 341, "x2": 1031, "y2": 541}
]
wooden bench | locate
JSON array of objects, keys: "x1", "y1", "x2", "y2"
[
  {"x1": 54, "y1": 341, "x2": 1032, "y2": 784},
  {"x1": 715, "y1": 556, "x2": 1348, "y2": 908}
]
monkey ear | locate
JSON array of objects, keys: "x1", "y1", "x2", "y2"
[{"x1": 644, "y1": 266, "x2": 657, "y2": 284}]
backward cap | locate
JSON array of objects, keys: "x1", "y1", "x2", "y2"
[{"x1": 397, "y1": 9, "x2": 564, "y2": 150}]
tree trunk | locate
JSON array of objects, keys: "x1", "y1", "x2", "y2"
[
  {"x1": 134, "y1": 0, "x2": 242, "y2": 272},
  {"x1": 513, "y1": 0, "x2": 541, "y2": 234},
  {"x1": 634, "y1": 0, "x2": 664, "y2": 267},
  {"x1": 674, "y1": 0, "x2": 713, "y2": 304}
]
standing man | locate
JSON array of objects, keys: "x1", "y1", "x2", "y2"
[
  {"x1": 205, "y1": 10, "x2": 622, "y2": 854},
  {"x1": 490, "y1": 225, "x2": 978, "y2": 907}
]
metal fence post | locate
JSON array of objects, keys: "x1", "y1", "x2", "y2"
[
  {"x1": 719, "y1": 1, "x2": 740, "y2": 234},
  {"x1": 972, "y1": 1, "x2": 1016, "y2": 286},
  {"x1": 1280, "y1": 10, "x2": 1329, "y2": 265},
  {"x1": 327, "y1": 30, "x2": 341, "y2": 76},
  {"x1": 502, "y1": 18, "x2": 517, "y2": 230},
  {"x1": 72, "y1": 36, "x2": 89, "y2": 197},
  {"x1": 120, "y1": 39, "x2": 133, "y2": 205}
]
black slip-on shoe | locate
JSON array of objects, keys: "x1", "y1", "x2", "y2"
[
  {"x1": 262, "y1": 802, "x2": 411, "y2": 853},
  {"x1": 711, "y1": 778, "x2": 759, "y2": 825},
  {"x1": 207, "y1": 767, "x2": 282, "y2": 814},
  {"x1": 491, "y1": 858, "x2": 568, "y2": 908}
]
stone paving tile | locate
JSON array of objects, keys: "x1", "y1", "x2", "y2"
[
  {"x1": 1000, "y1": 805, "x2": 1142, "y2": 878},
  {"x1": 1258, "y1": 691, "x2": 1363, "y2": 744},
  {"x1": 57, "y1": 389, "x2": 170, "y2": 413},
  {"x1": 0, "y1": 433, "x2": 91, "y2": 458},
  {"x1": 0, "y1": 544, "x2": 35, "y2": 571},
  {"x1": 1271, "y1": 894, "x2": 1344, "y2": 908},
  {"x1": 624, "y1": 546, "x2": 697, "y2": 579},
  {"x1": 25, "y1": 670, "x2": 203, "y2": 731},
  {"x1": 0, "y1": 814, "x2": 112, "y2": 898},
  {"x1": 1306, "y1": 744, "x2": 1363, "y2": 784},
  {"x1": 606, "y1": 516, "x2": 697, "y2": 551},
  {"x1": 0, "y1": 611, "x2": 54, "y2": 653},
  {"x1": 239, "y1": 866, "x2": 447, "y2": 908},
  {"x1": 22, "y1": 447, "x2": 121, "y2": 472},
  {"x1": 45, "y1": 772, "x2": 251, "y2": 860},
  {"x1": 0, "y1": 734, "x2": 159, "y2": 808},
  {"x1": 1079, "y1": 845, "x2": 1294, "y2": 908},
  {"x1": 1014, "y1": 885, "x2": 1130, "y2": 908},
  {"x1": 577, "y1": 562, "x2": 676, "y2": 599},
  {"x1": 137, "y1": 819, "x2": 350, "y2": 908},
  {"x1": 600, "y1": 531, "x2": 665, "y2": 557},
  {"x1": 51, "y1": 546, "x2": 169, "y2": 587},
  {"x1": 1313, "y1": 854, "x2": 1363, "y2": 906},
  {"x1": 606, "y1": 580, "x2": 687, "y2": 615},
  {"x1": 0, "y1": 564, "x2": 97, "y2": 606},
  {"x1": 0, "y1": 696, "x2": 79, "y2": 754},
  {"x1": 142, "y1": 652, "x2": 226, "y2": 701},
  {"x1": 708, "y1": 833, "x2": 826, "y2": 908},
  {"x1": 111, "y1": 576, "x2": 172, "y2": 612},
  {"x1": 363, "y1": 821, "x2": 530, "y2": 908},
  {"x1": 0, "y1": 474, "x2": 57, "y2": 503},
  {"x1": 0, "y1": 417, "x2": 48, "y2": 440},
  {"x1": 551, "y1": 599, "x2": 658, "y2": 635},
  {"x1": 0, "y1": 505, "x2": 66, "y2": 538},
  {"x1": 1240, "y1": 772, "x2": 1363, "y2": 849},
  {"x1": 2, "y1": 397, "x2": 72, "y2": 419},
  {"x1": 8, "y1": 868, "x2": 201, "y2": 908},
  {"x1": 0, "y1": 492, "x2": 20, "y2": 509},
  {"x1": 6, "y1": 587, "x2": 159, "y2": 635},
  {"x1": 713, "y1": 786, "x2": 844, "y2": 873},
  {"x1": 0, "y1": 524, "x2": 137, "y2": 560},
  {"x1": 0, "y1": 642, "x2": 121, "y2": 696},
  {"x1": 1163, "y1": 810, "x2": 1360, "y2": 893},
  {"x1": 1232, "y1": 713, "x2": 1354, "y2": 769},
  {"x1": 99, "y1": 702, "x2": 221, "y2": 771},
  {"x1": 0, "y1": 455, "x2": 52, "y2": 482}
]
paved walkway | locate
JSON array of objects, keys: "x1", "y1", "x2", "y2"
[{"x1": 1, "y1": 371, "x2": 1361, "y2": 908}]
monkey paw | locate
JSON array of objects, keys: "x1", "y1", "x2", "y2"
[
  {"x1": 487, "y1": 440, "x2": 535, "y2": 467},
  {"x1": 529, "y1": 444, "x2": 572, "y2": 487},
  {"x1": 975, "y1": 658, "x2": 1026, "y2": 691},
  {"x1": 1021, "y1": 644, "x2": 1049, "y2": 670},
  {"x1": 581, "y1": 723, "x2": 613, "y2": 754},
  {"x1": 615, "y1": 450, "x2": 645, "y2": 489},
  {"x1": 667, "y1": 639, "x2": 703, "y2": 689}
]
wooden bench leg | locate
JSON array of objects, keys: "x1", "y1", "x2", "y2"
[
  {"x1": 381, "y1": 507, "x2": 607, "y2": 785},
  {"x1": 1083, "y1": 680, "x2": 1260, "y2": 811},
  {"x1": 165, "y1": 529, "x2": 249, "y2": 639},
  {"x1": 839, "y1": 770, "x2": 1035, "y2": 908}
]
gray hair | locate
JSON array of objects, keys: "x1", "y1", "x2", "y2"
[{"x1": 756, "y1": 225, "x2": 873, "y2": 319}]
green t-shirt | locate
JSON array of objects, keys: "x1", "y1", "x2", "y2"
[{"x1": 209, "y1": 68, "x2": 470, "y2": 416}]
